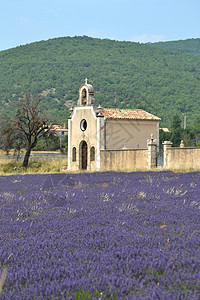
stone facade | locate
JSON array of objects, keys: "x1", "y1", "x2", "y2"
[
  {"x1": 103, "y1": 119, "x2": 159, "y2": 150},
  {"x1": 68, "y1": 80, "x2": 161, "y2": 172}
]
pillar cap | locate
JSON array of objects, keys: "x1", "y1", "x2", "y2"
[{"x1": 162, "y1": 140, "x2": 173, "y2": 145}]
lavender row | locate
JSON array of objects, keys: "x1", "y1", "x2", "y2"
[{"x1": 0, "y1": 171, "x2": 199, "y2": 299}]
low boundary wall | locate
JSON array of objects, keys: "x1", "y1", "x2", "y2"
[
  {"x1": 100, "y1": 149, "x2": 148, "y2": 171},
  {"x1": 99, "y1": 140, "x2": 200, "y2": 171},
  {"x1": 167, "y1": 147, "x2": 200, "y2": 169},
  {"x1": 162, "y1": 141, "x2": 200, "y2": 170}
]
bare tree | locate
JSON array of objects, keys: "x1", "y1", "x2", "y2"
[{"x1": 14, "y1": 93, "x2": 55, "y2": 168}]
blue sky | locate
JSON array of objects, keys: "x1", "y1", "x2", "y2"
[{"x1": 1, "y1": 0, "x2": 200, "y2": 51}]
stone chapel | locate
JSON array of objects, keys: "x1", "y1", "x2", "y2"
[{"x1": 68, "y1": 79, "x2": 161, "y2": 171}]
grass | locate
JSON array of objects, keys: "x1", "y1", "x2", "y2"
[
  {"x1": 0, "y1": 153, "x2": 68, "y2": 175},
  {"x1": 1, "y1": 159, "x2": 200, "y2": 175},
  {"x1": 1, "y1": 151, "x2": 200, "y2": 175}
]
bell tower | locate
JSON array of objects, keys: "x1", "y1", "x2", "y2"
[
  {"x1": 68, "y1": 78, "x2": 102, "y2": 172},
  {"x1": 77, "y1": 78, "x2": 97, "y2": 108}
]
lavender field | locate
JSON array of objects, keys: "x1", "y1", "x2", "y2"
[{"x1": 0, "y1": 171, "x2": 199, "y2": 299}]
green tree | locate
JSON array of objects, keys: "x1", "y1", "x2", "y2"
[
  {"x1": 193, "y1": 116, "x2": 200, "y2": 144},
  {"x1": 182, "y1": 130, "x2": 193, "y2": 146},
  {"x1": 33, "y1": 135, "x2": 60, "y2": 151},
  {"x1": 170, "y1": 114, "x2": 182, "y2": 147},
  {"x1": 159, "y1": 129, "x2": 171, "y2": 146}
]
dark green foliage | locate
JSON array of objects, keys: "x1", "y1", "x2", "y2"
[
  {"x1": 159, "y1": 129, "x2": 171, "y2": 146},
  {"x1": 1, "y1": 36, "x2": 200, "y2": 127},
  {"x1": 170, "y1": 114, "x2": 183, "y2": 147},
  {"x1": 32, "y1": 134, "x2": 67, "y2": 151},
  {"x1": 33, "y1": 135, "x2": 60, "y2": 151},
  {"x1": 63, "y1": 134, "x2": 68, "y2": 152},
  {"x1": 153, "y1": 38, "x2": 200, "y2": 55},
  {"x1": 184, "y1": 116, "x2": 200, "y2": 146},
  {"x1": 160, "y1": 114, "x2": 200, "y2": 147},
  {"x1": 192, "y1": 116, "x2": 200, "y2": 142},
  {"x1": 181, "y1": 130, "x2": 193, "y2": 147}
]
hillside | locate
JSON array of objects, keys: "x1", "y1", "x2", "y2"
[
  {"x1": 1, "y1": 36, "x2": 200, "y2": 127},
  {"x1": 153, "y1": 38, "x2": 200, "y2": 55}
]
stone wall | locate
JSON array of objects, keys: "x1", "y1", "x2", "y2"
[
  {"x1": 167, "y1": 148, "x2": 200, "y2": 169},
  {"x1": 100, "y1": 149, "x2": 148, "y2": 171},
  {"x1": 162, "y1": 141, "x2": 200, "y2": 170}
]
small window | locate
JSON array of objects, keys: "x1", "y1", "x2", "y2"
[
  {"x1": 80, "y1": 119, "x2": 87, "y2": 131},
  {"x1": 72, "y1": 147, "x2": 76, "y2": 162},
  {"x1": 90, "y1": 146, "x2": 95, "y2": 161}
]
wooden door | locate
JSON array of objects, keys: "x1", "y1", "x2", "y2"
[{"x1": 81, "y1": 141, "x2": 87, "y2": 170}]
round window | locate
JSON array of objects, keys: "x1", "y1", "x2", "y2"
[{"x1": 80, "y1": 119, "x2": 87, "y2": 131}]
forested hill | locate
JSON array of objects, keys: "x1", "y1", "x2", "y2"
[
  {"x1": 153, "y1": 38, "x2": 200, "y2": 55},
  {"x1": 1, "y1": 36, "x2": 200, "y2": 127}
]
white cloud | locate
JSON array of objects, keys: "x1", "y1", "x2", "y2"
[{"x1": 130, "y1": 34, "x2": 165, "y2": 43}]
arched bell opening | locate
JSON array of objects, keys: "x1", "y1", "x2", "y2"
[
  {"x1": 79, "y1": 140, "x2": 88, "y2": 170},
  {"x1": 81, "y1": 88, "x2": 87, "y2": 105}
]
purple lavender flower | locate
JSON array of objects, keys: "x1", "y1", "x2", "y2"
[{"x1": 0, "y1": 171, "x2": 199, "y2": 299}]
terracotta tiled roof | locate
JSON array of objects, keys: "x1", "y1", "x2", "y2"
[
  {"x1": 51, "y1": 125, "x2": 68, "y2": 131},
  {"x1": 101, "y1": 108, "x2": 161, "y2": 121},
  {"x1": 47, "y1": 125, "x2": 68, "y2": 132}
]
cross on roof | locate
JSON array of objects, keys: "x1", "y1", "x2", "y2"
[{"x1": 85, "y1": 78, "x2": 88, "y2": 84}]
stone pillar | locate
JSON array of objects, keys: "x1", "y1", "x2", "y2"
[
  {"x1": 148, "y1": 134, "x2": 157, "y2": 169},
  {"x1": 162, "y1": 141, "x2": 172, "y2": 168},
  {"x1": 180, "y1": 140, "x2": 184, "y2": 148}
]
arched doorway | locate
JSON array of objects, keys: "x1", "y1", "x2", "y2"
[{"x1": 80, "y1": 141, "x2": 87, "y2": 170}]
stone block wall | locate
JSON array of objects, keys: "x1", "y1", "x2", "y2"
[
  {"x1": 100, "y1": 149, "x2": 148, "y2": 171},
  {"x1": 167, "y1": 148, "x2": 200, "y2": 169},
  {"x1": 162, "y1": 141, "x2": 200, "y2": 170}
]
